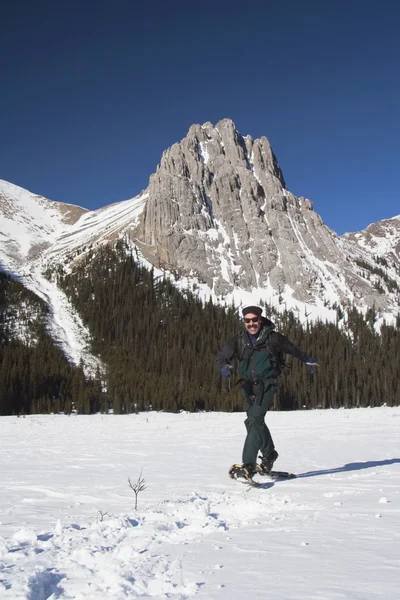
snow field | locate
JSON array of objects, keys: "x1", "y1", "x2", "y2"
[{"x1": 0, "y1": 408, "x2": 399, "y2": 599}]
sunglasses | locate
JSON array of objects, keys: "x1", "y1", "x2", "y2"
[{"x1": 244, "y1": 317, "x2": 260, "y2": 323}]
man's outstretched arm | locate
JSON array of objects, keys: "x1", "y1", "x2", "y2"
[{"x1": 271, "y1": 332, "x2": 320, "y2": 373}]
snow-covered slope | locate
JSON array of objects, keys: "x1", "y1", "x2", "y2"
[
  {"x1": 0, "y1": 179, "x2": 87, "y2": 273},
  {"x1": 0, "y1": 180, "x2": 147, "y2": 376},
  {"x1": 43, "y1": 193, "x2": 149, "y2": 265},
  {"x1": 343, "y1": 214, "x2": 400, "y2": 259}
]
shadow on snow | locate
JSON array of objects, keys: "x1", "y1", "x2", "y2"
[{"x1": 297, "y1": 458, "x2": 400, "y2": 479}]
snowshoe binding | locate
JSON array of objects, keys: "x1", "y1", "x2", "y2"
[
  {"x1": 228, "y1": 463, "x2": 259, "y2": 487},
  {"x1": 257, "y1": 450, "x2": 279, "y2": 475}
]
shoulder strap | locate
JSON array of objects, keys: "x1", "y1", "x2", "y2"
[
  {"x1": 235, "y1": 331, "x2": 247, "y2": 360},
  {"x1": 254, "y1": 325, "x2": 274, "y2": 351}
]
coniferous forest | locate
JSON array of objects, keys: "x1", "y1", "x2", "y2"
[{"x1": 1, "y1": 240, "x2": 399, "y2": 415}]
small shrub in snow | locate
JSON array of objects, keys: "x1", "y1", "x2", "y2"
[{"x1": 128, "y1": 469, "x2": 147, "y2": 510}]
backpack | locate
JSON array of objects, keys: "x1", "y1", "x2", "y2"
[{"x1": 235, "y1": 326, "x2": 285, "y2": 380}]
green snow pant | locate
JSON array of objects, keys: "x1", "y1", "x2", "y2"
[{"x1": 241, "y1": 379, "x2": 278, "y2": 470}]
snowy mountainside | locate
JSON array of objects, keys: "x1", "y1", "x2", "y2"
[
  {"x1": 43, "y1": 193, "x2": 148, "y2": 266},
  {"x1": 0, "y1": 180, "x2": 145, "y2": 377},
  {"x1": 1, "y1": 120, "x2": 400, "y2": 370},
  {"x1": 343, "y1": 214, "x2": 400, "y2": 260},
  {"x1": 0, "y1": 179, "x2": 87, "y2": 274}
]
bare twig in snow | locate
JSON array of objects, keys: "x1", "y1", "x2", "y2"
[
  {"x1": 128, "y1": 469, "x2": 147, "y2": 510},
  {"x1": 97, "y1": 509, "x2": 109, "y2": 522}
]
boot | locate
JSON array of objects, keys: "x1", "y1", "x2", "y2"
[{"x1": 258, "y1": 449, "x2": 279, "y2": 474}]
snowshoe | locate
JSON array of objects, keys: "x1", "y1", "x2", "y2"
[{"x1": 228, "y1": 463, "x2": 259, "y2": 486}]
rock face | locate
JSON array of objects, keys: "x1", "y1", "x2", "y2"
[
  {"x1": 133, "y1": 119, "x2": 400, "y2": 312},
  {"x1": 1, "y1": 120, "x2": 399, "y2": 321}
]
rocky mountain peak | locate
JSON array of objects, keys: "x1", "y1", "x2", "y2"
[
  {"x1": 134, "y1": 120, "x2": 322, "y2": 298},
  {"x1": 131, "y1": 120, "x2": 399, "y2": 319},
  {"x1": 1, "y1": 121, "x2": 399, "y2": 336}
]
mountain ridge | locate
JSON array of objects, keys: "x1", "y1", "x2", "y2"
[{"x1": 1, "y1": 119, "x2": 400, "y2": 370}]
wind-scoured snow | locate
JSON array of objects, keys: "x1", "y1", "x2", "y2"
[
  {"x1": 44, "y1": 193, "x2": 148, "y2": 264},
  {"x1": 0, "y1": 408, "x2": 399, "y2": 599}
]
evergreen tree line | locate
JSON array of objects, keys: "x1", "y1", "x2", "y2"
[
  {"x1": 58, "y1": 241, "x2": 399, "y2": 413},
  {"x1": 1, "y1": 241, "x2": 399, "y2": 415},
  {"x1": 0, "y1": 273, "x2": 102, "y2": 415}
]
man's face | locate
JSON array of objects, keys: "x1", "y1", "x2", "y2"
[{"x1": 244, "y1": 312, "x2": 262, "y2": 335}]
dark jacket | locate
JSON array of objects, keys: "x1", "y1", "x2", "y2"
[{"x1": 216, "y1": 317, "x2": 309, "y2": 382}]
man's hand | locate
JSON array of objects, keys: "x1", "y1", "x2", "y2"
[
  {"x1": 305, "y1": 357, "x2": 319, "y2": 375},
  {"x1": 221, "y1": 364, "x2": 232, "y2": 378}
]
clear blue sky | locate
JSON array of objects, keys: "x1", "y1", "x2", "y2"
[{"x1": 1, "y1": 0, "x2": 399, "y2": 235}]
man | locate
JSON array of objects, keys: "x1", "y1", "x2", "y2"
[{"x1": 216, "y1": 305, "x2": 319, "y2": 483}]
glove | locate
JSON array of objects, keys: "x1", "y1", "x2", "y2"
[
  {"x1": 305, "y1": 357, "x2": 319, "y2": 375},
  {"x1": 220, "y1": 364, "x2": 232, "y2": 378}
]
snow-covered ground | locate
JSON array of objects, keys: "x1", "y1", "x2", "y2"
[{"x1": 0, "y1": 408, "x2": 399, "y2": 599}]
